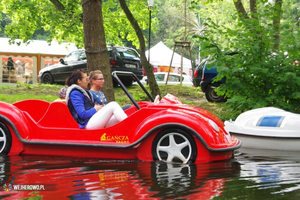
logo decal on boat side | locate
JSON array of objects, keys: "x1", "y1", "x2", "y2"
[
  {"x1": 100, "y1": 133, "x2": 129, "y2": 143},
  {"x1": 101, "y1": 133, "x2": 107, "y2": 141}
]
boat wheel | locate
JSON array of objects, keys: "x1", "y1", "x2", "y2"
[
  {"x1": 152, "y1": 129, "x2": 197, "y2": 164},
  {"x1": 0, "y1": 122, "x2": 12, "y2": 155}
]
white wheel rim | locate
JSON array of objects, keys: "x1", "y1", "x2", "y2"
[
  {"x1": 156, "y1": 132, "x2": 192, "y2": 163},
  {"x1": 0, "y1": 128, "x2": 7, "y2": 153}
]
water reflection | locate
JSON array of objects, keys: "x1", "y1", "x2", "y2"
[
  {"x1": 0, "y1": 155, "x2": 240, "y2": 199},
  {"x1": 1, "y1": 151, "x2": 300, "y2": 199},
  {"x1": 226, "y1": 148, "x2": 300, "y2": 199}
]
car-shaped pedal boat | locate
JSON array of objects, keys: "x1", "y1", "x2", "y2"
[
  {"x1": 224, "y1": 107, "x2": 300, "y2": 151},
  {"x1": 0, "y1": 71, "x2": 241, "y2": 164}
]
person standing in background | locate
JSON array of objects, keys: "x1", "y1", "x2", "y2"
[
  {"x1": 7, "y1": 57, "x2": 15, "y2": 83},
  {"x1": 7, "y1": 57, "x2": 15, "y2": 71}
]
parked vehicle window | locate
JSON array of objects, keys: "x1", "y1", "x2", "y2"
[
  {"x1": 64, "y1": 51, "x2": 81, "y2": 63},
  {"x1": 119, "y1": 49, "x2": 139, "y2": 60},
  {"x1": 155, "y1": 74, "x2": 165, "y2": 81},
  {"x1": 79, "y1": 50, "x2": 86, "y2": 60},
  {"x1": 141, "y1": 72, "x2": 193, "y2": 87},
  {"x1": 170, "y1": 75, "x2": 182, "y2": 82},
  {"x1": 116, "y1": 52, "x2": 121, "y2": 58}
]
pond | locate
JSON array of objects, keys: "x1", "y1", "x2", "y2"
[{"x1": 0, "y1": 148, "x2": 300, "y2": 199}]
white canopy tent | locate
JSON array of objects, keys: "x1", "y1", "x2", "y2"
[
  {"x1": 0, "y1": 37, "x2": 77, "y2": 55},
  {"x1": 145, "y1": 41, "x2": 192, "y2": 76}
]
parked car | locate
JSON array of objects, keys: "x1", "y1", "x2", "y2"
[
  {"x1": 140, "y1": 72, "x2": 193, "y2": 87},
  {"x1": 193, "y1": 59, "x2": 206, "y2": 87},
  {"x1": 38, "y1": 46, "x2": 143, "y2": 86},
  {"x1": 194, "y1": 58, "x2": 226, "y2": 102},
  {"x1": 0, "y1": 71, "x2": 241, "y2": 164}
]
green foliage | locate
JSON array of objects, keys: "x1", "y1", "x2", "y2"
[
  {"x1": 194, "y1": 0, "x2": 300, "y2": 120},
  {"x1": 0, "y1": 83, "x2": 62, "y2": 103},
  {"x1": 153, "y1": 0, "x2": 207, "y2": 60},
  {"x1": 0, "y1": 93, "x2": 56, "y2": 103},
  {"x1": 103, "y1": 0, "x2": 155, "y2": 49},
  {"x1": 0, "y1": 12, "x2": 11, "y2": 37},
  {"x1": 0, "y1": 0, "x2": 154, "y2": 49}
]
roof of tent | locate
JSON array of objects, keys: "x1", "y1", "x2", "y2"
[
  {"x1": 0, "y1": 37, "x2": 77, "y2": 55},
  {"x1": 145, "y1": 41, "x2": 192, "y2": 71}
]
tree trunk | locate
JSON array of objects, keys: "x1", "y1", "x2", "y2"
[
  {"x1": 81, "y1": 0, "x2": 115, "y2": 102},
  {"x1": 273, "y1": 0, "x2": 283, "y2": 51},
  {"x1": 118, "y1": 0, "x2": 160, "y2": 97}
]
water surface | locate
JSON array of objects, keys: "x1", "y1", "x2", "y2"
[{"x1": 0, "y1": 148, "x2": 299, "y2": 199}]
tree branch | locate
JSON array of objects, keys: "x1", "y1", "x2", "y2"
[
  {"x1": 250, "y1": 0, "x2": 257, "y2": 19},
  {"x1": 233, "y1": 0, "x2": 249, "y2": 19},
  {"x1": 49, "y1": 0, "x2": 83, "y2": 23},
  {"x1": 273, "y1": 0, "x2": 282, "y2": 50},
  {"x1": 49, "y1": 0, "x2": 66, "y2": 11},
  {"x1": 118, "y1": 0, "x2": 160, "y2": 96}
]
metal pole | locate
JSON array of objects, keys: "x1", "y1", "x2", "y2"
[
  {"x1": 184, "y1": 0, "x2": 187, "y2": 41},
  {"x1": 148, "y1": 9, "x2": 151, "y2": 63},
  {"x1": 180, "y1": 46, "x2": 183, "y2": 85},
  {"x1": 166, "y1": 45, "x2": 176, "y2": 85}
]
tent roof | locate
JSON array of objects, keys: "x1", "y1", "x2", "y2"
[
  {"x1": 145, "y1": 41, "x2": 192, "y2": 69},
  {"x1": 0, "y1": 37, "x2": 77, "y2": 55}
]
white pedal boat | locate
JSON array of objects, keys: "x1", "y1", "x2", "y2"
[{"x1": 224, "y1": 107, "x2": 300, "y2": 151}]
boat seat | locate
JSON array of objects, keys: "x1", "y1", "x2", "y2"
[
  {"x1": 37, "y1": 101, "x2": 79, "y2": 128},
  {"x1": 13, "y1": 100, "x2": 50, "y2": 122}
]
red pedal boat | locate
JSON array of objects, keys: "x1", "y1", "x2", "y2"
[{"x1": 0, "y1": 72, "x2": 241, "y2": 164}]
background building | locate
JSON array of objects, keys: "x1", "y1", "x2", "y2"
[{"x1": 0, "y1": 37, "x2": 77, "y2": 83}]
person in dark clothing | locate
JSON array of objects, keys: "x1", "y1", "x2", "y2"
[{"x1": 7, "y1": 57, "x2": 15, "y2": 71}]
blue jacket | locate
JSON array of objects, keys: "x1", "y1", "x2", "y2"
[{"x1": 66, "y1": 85, "x2": 96, "y2": 128}]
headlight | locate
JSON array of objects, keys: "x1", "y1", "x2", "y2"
[{"x1": 208, "y1": 120, "x2": 220, "y2": 132}]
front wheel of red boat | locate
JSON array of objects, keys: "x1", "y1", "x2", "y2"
[
  {"x1": 0, "y1": 122, "x2": 12, "y2": 155},
  {"x1": 152, "y1": 129, "x2": 197, "y2": 164}
]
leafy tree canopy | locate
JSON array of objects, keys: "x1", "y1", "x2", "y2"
[
  {"x1": 0, "y1": 0, "x2": 156, "y2": 49},
  {"x1": 192, "y1": 0, "x2": 300, "y2": 119}
]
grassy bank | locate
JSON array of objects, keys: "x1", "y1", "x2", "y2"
[{"x1": 0, "y1": 83, "x2": 227, "y2": 120}]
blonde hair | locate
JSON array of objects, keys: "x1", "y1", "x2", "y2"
[{"x1": 88, "y1": 70, "x2": 103, "y2": 89}]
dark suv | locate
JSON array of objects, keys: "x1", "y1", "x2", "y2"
[
  {"x1": 38, "y1": 46, "x2": 143, "y2": 86},
  {"x1": 193, "y1": 58, "x2": 226, "y2": 102}
]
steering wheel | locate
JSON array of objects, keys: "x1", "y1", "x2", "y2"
[{"x1": 154, "y1": 95, "x2": 160, "y2": 105}]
